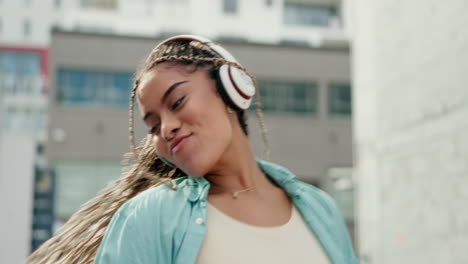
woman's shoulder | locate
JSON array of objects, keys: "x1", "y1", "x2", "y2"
[
  {"x1": 294, "y1": 178, "x2": 358, "y2": 262},
  {"x1": 296, "y1": 181, "x2": 340, "y2": 218},
  {"x1": 258, "y1": 159, "x2": 338, "y2": 213},
  {"x1": 94, "y1": 177, "x2": 193, "y2": 263},
  {"x1": 259, "y1": 159, "x2": 341, "y2": 219},
  {"x1": 116, "y1": 176, "x2": 192, "y2": 217}
]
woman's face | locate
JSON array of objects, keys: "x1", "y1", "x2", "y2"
[{"x1": 137, "y1": 64, "x2": 234, "y2": 177}]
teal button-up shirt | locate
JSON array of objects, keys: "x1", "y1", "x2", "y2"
[{"x1": 94, "y1": 160, "x2": 359, "y2": 264}]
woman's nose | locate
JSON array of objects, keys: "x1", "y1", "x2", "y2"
[{"x1": 161, "y1": 115, "x2": 180, "y2": 141}]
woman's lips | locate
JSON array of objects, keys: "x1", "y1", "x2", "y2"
[{"x1": 171, "y1": 134, "x2": 191, "y2": 155}]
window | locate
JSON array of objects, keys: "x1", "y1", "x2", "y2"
[
  {"x1": 57, "y1": 68, "x2": 132, "y2": 108},
  {"x1": 80, "y1": 0, "x2": 91, "y2": 7},
  {"x1": 80, "y1": 0, "x2": 117, "y2": 9},
  {"x1": 16, "y1": 53, "x2": 40, "y2": 94},
  {"x1": 54, "y1": 160, "x2": 122, "y2": 219},
  {"x1": 0, "y1": 51, "x2": 41, "y2": 95},
  {"x1": 146, "y1": 0, "x2": 154, "y2": 16},
  {"x1": 284, "y1": 3, "x2": 338, "y2": 27},
  {"x1": 0, "y1": 53, "x2": 15, "y2": 74},
  {"x1": 23, "y1": 20, "x2": 31, "y2": 37},
  {"x1": 328, "y1": 83, "x2": 352, "y2": 116},
  {"x1": 19, "y1": 53, "x2": 41, "y2": 75},
  {"x1": 223, "y1": 0, "x2": 238, "y2": 14},
  {"x1": 256, "y1": 80, "x2": 318, "y2": 114}
]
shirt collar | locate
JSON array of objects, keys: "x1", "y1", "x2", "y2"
[{"x1": 256, "y1": 159, "x2": 305, "y2": 198}]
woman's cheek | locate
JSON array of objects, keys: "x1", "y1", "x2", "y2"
[{"x1": 153, "y1": 137, "x2": 170, "y2": 158}]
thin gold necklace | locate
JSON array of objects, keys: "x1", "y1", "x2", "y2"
[{"x1": 209, "y1": 185, "x2": 256, "y2": 199}]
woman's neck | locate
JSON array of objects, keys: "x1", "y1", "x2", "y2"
[{"x1": 204, "y1": 133, "x2": 272, "y2": 194}]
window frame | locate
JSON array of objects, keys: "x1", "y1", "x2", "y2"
[
  {"x1": 56, "y1": 68, "x2": 133, "y2": 108},
  {"x1": 222, "y1": 0, "x2": 238, "y2": 15},
  {"x1": 256, "y1": 79, "x2": 319, "y2": 115},
  {"x1": 283, "y1": 2, "x2": 338, "y2": 27},
  {"x1": 327, "y1": 82, "x2": 352, "y2": 117}
]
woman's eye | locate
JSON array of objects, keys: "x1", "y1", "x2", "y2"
[
  {"x1": 149, "y1": 123, "x2": 160, "y2": 135},
  {"x1": 171, "y1": 95, "x2": 186, "y2": 110}
]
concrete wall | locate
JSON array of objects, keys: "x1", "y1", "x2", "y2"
[
  {"x1": 353, "y1": 0, "x2": 468, "y2": 263},
  {"x1": 0, "y1": 135, "x2": 35, "y2": 263},
  {"x1": 0, "y1": 0, "x2": 56, "y2": 46}
]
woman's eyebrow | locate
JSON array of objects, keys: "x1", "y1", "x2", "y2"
[
  {"x1": 161, "y1": 80, "x2": 189, "y2": 105},
  {"x1": 143, "y1": 80, "x2": 189, "y2": 121}
]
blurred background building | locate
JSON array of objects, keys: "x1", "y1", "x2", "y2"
[
  {"x1": 1, "y1": 0, "x2": 355, "y2": 263},
  {"x1": 0, "y1": 1, "x2": 53, "y2": 262}
]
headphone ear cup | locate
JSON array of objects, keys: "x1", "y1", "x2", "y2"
[
  {"x1": 218, "y1": 65, "x2": 255, "y2": 110},
  {"x1": 155, "y1": 34, "x2": 256, "y2": 110}
]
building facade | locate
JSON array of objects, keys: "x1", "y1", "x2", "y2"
[
  {"x1": 0, "y1": 0, "x2": 351, "y2": 46},
  {"x1": 0, "y1": 0, "x2": 57, "y2": 46},
  {"x1": 55, "y1": 0, "x2": 350, "y2": 47},
  {"x1": 0, "y1": 28, "x2": 51, "y2": 264}
]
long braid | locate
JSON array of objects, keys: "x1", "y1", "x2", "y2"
[
  {"x1": 26, "y1": 39, "x2": 269, "y2": 264},
  {"x1": 128, "y1": 82, "x2": 138, "y2": 156}
]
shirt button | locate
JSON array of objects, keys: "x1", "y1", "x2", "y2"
[{"x1": 195, "y1": 217, "x2": 204, "y2": 225}]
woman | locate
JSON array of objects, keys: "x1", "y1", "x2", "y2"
[{"x1": 26, "y1": 35, "x2": 358, "y2": 264}]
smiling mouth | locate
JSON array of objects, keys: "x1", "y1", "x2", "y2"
[{"x1": 170, "y1": 134, "x2": 192, "y2": 155}]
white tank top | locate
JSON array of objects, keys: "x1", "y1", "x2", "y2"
[{"x1": 195, "y1": 203, "x2": 331, "y2": 264}]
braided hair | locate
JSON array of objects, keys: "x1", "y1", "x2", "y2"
[{"x1": 26, "y1": 38, "x2": 269, "y2": 264}]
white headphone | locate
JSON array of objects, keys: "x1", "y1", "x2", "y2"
[{"x1": 154, "y1": 35, "x2": 256, "y2": 110}]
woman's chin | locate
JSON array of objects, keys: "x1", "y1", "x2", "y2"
[
  {"x1": 180, "y1": 167, "x2": 205, "y2": 178},
  {"x1": 178, "y1": 159, "x2": 211, "y2": 178}
]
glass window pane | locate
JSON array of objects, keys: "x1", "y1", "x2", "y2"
[
  {"x1": 1, "y1": 53, "x2": 17, "y2": 73},
  {"x1": 112, "y1": 73, "x2": 132, "y2": 106},
  {"x1": 223, "y1": 0, "x2": 238, "y2": 14},
  {"x1": 284, "y1": 3, "x2": 337, "y2": 27},
  {"x1": 21, "y1": 53, "x2": 40, "y2": 75},
  {"x1": 56, "y1": 68, "x2": 132, "y2": 108},
  {"x1": 81, "y1": 0, "x2": 118, "y2": 9},
  {"x1": 328, "y1": 83, "x2": 352, "y2": 116},
  {"x1": 253, "y1": 80, "x2": 317, "y2": 114},
  {"x1": 54, "y1": 160, "x2": 121, "y2": 219},
  {"x1": 24, "y1": 20, "x2": 31, "y2": 37},
  {"x1": 84, "y1": 72, "x2": 98, "y2": 103}
]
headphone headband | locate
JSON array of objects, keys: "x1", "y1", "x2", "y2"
[
  {"x1": 154, "y1": 34, "x2": 239, "y2": 63},
  {"x1": 154, "y1": 34, "x2": 211, "y2": 50}
]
